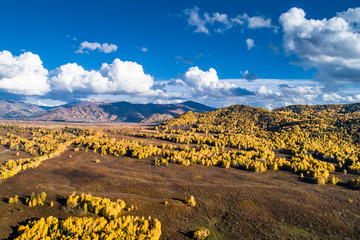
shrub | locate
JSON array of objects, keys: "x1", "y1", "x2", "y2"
[
  {"x1": 25, "y1": 192, "x2": 46, "y2": 207},
  {"x1": 193, "y1": 228, "x2": 210, "y2": 240},
  {"x1": 66, "y1": 193, "x2": 127, "y2": 219},
  {"x1": 185, "y1": 195, "x2": 196, "y2": 207},
  {"x1": 40, "y1": 192, "x2": 46, "y2": 202},
  {"x1": 330, "y1": 175, "x2": 339, "y2": 185},
  {"x1": 15, "y1": 216, "x2": 162, "y2": 240}
]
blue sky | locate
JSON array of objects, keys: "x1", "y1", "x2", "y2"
[{"x1": 1, "y1": 0, "x2": 360, "y2": 108}]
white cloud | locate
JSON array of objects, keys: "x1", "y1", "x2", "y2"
[
  {"x1": 153, "y1": 67, "x2": 254, "y2": 102},
  {"x1": 246, "y1": 38, "x2": 255, "y2": 50},
  {"x1": 185, "y1": 78, "x2": 360, "y2": 109},
  {"x1": 141, "y1": 47, "x2": 148, "y2": 53},
  {"x1": 322, "y1": 93, "x2": 343, "y2": 102},
  {"x1": 184, "y1": 6, "x2": 273, "y2": 34},
  {"x1": 184, "y1": 6, "x2": 209, "y2": 34},
  {"x1": 0, "y1": 51, "x2": 49, "y2": 95},
  {"x1": 24, "y1": 97, "x2": 67, "y2": 107},
  {"x1": 337, "y1": 8, "x2": 360, "y2": 24},
  {"x1": 239, "y1": 14, "x2": 272, "y2": 28},
  {"x1": 242, "y1": 80, "x2": 360, "y2": 109},
  {"x1": 248, "y1": 16, "x2": 271, "y2": 28},
  {"x1": 76, "y1": 41, "x2": 118, "y2": 54},
  {"x1": 2, "y1": 47, "x2": 360, "y2": 110},
  {"x1": 51, "y1": 59, "x2": 158, "y2": 96},
  {"x1": 100, "y1": 59, "x2": 154, "y2": 94},
  {"x1": 180, "y1": 67, "x2": 254, "y2": 98},
  {"x1": 279, "y1": 7, "x2": 360, "y2": 83},
  {"x1": 50, "y1": 63, "x2": 109, "y2": 93},
  {"x1": 107, "y1": 73, "x2": 360, "y2": 109},
  {"x1": 230, "y1": 17, "x2": 245, "y2": 25},
  {"x1": 184, "y1": 67, "x2": 220, "y2": 92},
  {"x1": 205, "y1": 12, "x2": 233, "y2": 33}
]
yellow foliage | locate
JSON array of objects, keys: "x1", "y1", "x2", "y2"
[
  {"x1": 193, "y1": 228, "x2": 210, "y2": 240},
  {"x1": 15, "y1": 215, "x2": 161, "y2": 240},
  {"x1": 185, "y1": 195, "x2": 196, "y2": 207},
  {"x1": 66, "y1": 193, "x2": 127, "y2": 219}
]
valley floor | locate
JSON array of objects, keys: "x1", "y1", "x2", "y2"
[{"x1": 0, "y1": 121, "x2": 359, "y2": 239}]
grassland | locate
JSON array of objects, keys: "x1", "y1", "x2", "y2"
[{"x1": 0, "y1": 103, "x2": 360, "y2": 239}]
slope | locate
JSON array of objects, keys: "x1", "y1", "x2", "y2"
[{"x1": 0, "y1": 99, "x2": 44, "y2": 119}]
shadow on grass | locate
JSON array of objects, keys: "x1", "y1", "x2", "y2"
[
  {"x1": 297, "y1": 177, "x2": 316, "y2": 184},
  {"x1": 171, "y1": 197, "x2": 186, "y2": 204},
  {"x1": 298, "y1": 177, "x2": 359, "y2": 190},
  {"x1": 337, "y1": 181, "x2": 359, "y2": 190},
  {"x1": 6, "y1": 218, "x2": 39, "y2": 240},
  {"x1": 179, "y1": 230, "x2": 193, "y2": 239},
  {"x1": 56, "y1": 195, "x2": 67, "y2": 205}
]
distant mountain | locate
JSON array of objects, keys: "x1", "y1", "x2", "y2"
[
  {"x1": 0, "y1": 99, "x2": 44, "y2": 119},
  {"x1": 25, "y1": 100, "x2": 215, "y2": 123}
]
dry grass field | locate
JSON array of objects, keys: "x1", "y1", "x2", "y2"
[{"x1": 0, "y1": 120, "x2": 359, "y2": 239}]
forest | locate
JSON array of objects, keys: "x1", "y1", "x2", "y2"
[{"x1": 0, "y1": 103, "x2": 359, "y2": 239}]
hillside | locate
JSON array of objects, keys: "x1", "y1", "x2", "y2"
[
  {"x1": 21, "y1": 100, "x2": 215, "y2": 123},
  {"x1": 0, "y1": 99, "x2": 44, "y2": 119},
  {"x1": 161, "y1": 102, "x2": 360, "y2": 174},
  {"x1": 164, "y1": 102, "x2": 360, "y2": 133}
]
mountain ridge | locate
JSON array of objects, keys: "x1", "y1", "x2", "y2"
[
  {"x1": 0, "y1": 99, "x2": 215, "y2": 123},
  {"x1": 0, "y1": 99, "x2": 45, "y2": 119}
]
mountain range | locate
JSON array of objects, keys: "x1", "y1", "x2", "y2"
[
  {"x1": 0, "y1": 99, "x2": 45, "y2": 119},
  {"x1": 0, "y1": 99, "x2": 215, "y2": 123}
]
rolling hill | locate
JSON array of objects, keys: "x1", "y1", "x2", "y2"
[{"x1": 164, "y1": 102, "x2": 360, "y2": 132}]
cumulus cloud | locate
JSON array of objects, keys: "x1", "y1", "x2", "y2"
[
  {"x1": 50, "y1": 59, "x2": 158, "y2": 96},
  {"x1": 182, "y1": 66, "x2": 254, "y2": 97},
  {"x1": 279, "y1": 7, "x2": 360, "y2": 84},
  {"x1": 76, "y1": 41, "x2": 118, "y2": 54},
  {"x1": 141, "y1": 47, "x2": 148, "y2": 53},
  {"x1": 183, "y1": 67, "x2": 219, "y2": 91},
  {"x1": 183, "y1": 6, "x2": 273, "y2": 34},
  {"x1": 50, "y1": 63, "x2": 108, "y2": 93},
  {"x1": 3, "y1": 47, "x2": 360, "y2": 109},
  {"x1": 246, "y1": 38, "x2": 255, "y2": 50},
  {"x1": 0, "y1": 51, "x2": 49, "y2": 95}
]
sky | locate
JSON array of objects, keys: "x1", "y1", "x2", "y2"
[{"x1": 1, "y1": 0, "x2": 360, "y2": 109}]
